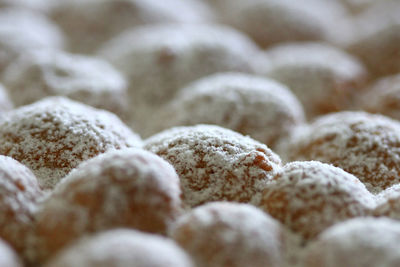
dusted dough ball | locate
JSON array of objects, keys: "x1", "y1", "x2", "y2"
[
  {"x1": 3, "y1": 50, "x2": 128, "y2": 119},
  {"x1": 258, "y1": 42, "x2": 367, "y2": 118},
  {"x1": 347, "y1": 2, "x2": 400, "y2": 77},
  {"x1": 305, "y1": 217, "x2": 400, "y2": 267},
  {"x1": 0, "y1": 8, "x2": 64, "y2": 74},
  {"x1": 51, "y1": 0, "x2": 214, "y2": 53},
  {"x1": 285, "y1": 111, "x2": 400, "y2": 193},
  {"x1": 0, "y1": 96, "x2": 141, "y2": 190},
  {"x1": 45, "y1": 229, "x2": 193, "y2": 267},
  {"x1": 360, "y1": 74, "x2": 400, "y2": 120},
  {"x1": 259, "y1": 161, "x2": 375, "y2": 240},
  {"x1": 34, "y1": 148, "x2": 182, "y2": 263},
  {"x1": 98, "y1": 24, "x2": 258, "y2": 137},
  {"x1": 171, "y1": 202, "x2": 284, "y2": 267},
  {"x1": 160, "y1": 72, "x2": 305, "y2": 150},
  {"x1": 145, "y1": 125, "x2": 281, "y2": 207},
  {"x1": 0, "y1": 239, "x2": 22, "y2": 267},
  {"x1": 0, "y1": 156, "x2": 43, "y2": 260},
  {"x1": 217, "y1": 0, "x2": 348, "y2": 48}
]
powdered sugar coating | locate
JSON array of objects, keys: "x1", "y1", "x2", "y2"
[
  {"x1": 259, "y1": 161, "x2": 375, "y2": 240},
  {"x1": 305, "y1": 217, "x2": 400, "y2": 267},
  {"x1": 0, "y1": 8, "x2": 64, "y2": 73},
  {"x1": 373, "y1": 184, "x2": 400, "y2": 219},
  {"x1": 50, "y1": 0, "x2": 214, "y2": 53},
  {"x1": 98, "y1": 24, "x2": 258, "y2": 137},
  {"x1": 258, "y1": 42, "x2": 367, "y2": 118},
  {"x1": 286, "y1": 111, "x2": 400, "y2": 193},
  {"x1": 0, "y1": 96, "x2": 141, "y2": 190},
  {"x1": 0, "y1": 156, "x2": 43, "y2": 260},
  {"x1": 34, "y1": 148, "x2": 182, "y2": 263},
  {"x1": 171, "y1": 202, "x2": 284, "y2": 267},
  {"x1": 218, "y1": 0, "x2": 348, "y2": 48},
  {"x1": 145, "y1": 125, "x2": 281, "y2": 207},
  {"x1": 159, "y1": 72, "x2": 305, "y2": 150},
  {"x1": 347, "y1": 2, "x2": 400, "y2": 77},
  {"x1": 44, "y1": 229, "x2": 194, "y2": 267},
  {"x1": 360, "y1": 74, "x2": 400, "y2": 121},
  {"x1": 0, "y1": 239, "x2": 22, "y2": 267},
  {"x1": 3, "y1": 50, "x2": 128, "y2": 119}
]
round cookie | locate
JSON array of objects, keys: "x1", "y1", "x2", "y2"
[
  {"x1": 34, "y1": 148, "x2": 182, "y2": 263},
  {"x1": 360, "y1": 74, "x2": 400, "y2": 120},
  {"x1": 285, "y1": 111, "x2": 400, "y2": 193},
  {"x1": 44, "y1": 229, "x2": 193, "y2": 267},
  {"x1": 305, "y1": 217, "x2": 400, "y2": 267},
  {"x1": 258, "y1": 42, "x2": 367, "y2": 118},
  {"x1": 50, "y1": 0, "x2": 214, "y2": 53},
  {"x1": 159, "y1": 72, "x2": 305, "y2": 150},
  {"x1": 171, "y1": 202, "x2": 284, "y2": 267},
  {"x1": 217, "y1": 0, "x2": 348, "y2": 48},
  {"x1": 0, "y1": 8, "x2": 64, "y2": 74},
  {"x1": 347, "y1": 2, "x2": 400, "y2": 77},
  {"x1": 0, "y1": 96, "x2": 141, "y2": 190},
  {"x1": 144, "y1": 124, "x2": 281, "y2": 207},
  {"x1": 3, "y1": 50, "x2": 128, "y2": 119},
  {"x1": 259, "y1": 161, "x2": 375, "y2": 240},
  {"x1": 98, "y1": 24, "x2": 258, "y2": 137},
  {"x1": 0, "y1": 239, "x2": 22, "y2": 267},
  {"x1": 0, "y1": 156, "x2": 43, "y2": 260}
]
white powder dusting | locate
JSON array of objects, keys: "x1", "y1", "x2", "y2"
[
  {"x1": 258, "y1": 42, "x2": 366, "y2": 118},
  {"x1": 144, "y1": 124, "x2": 282, "y2": 207},
  {"x1": 0, "y1": 156, "x2": 42, "y2": 262},
  {"x1": 158, "y1": 72, "x2": 305, "y2": 150},
  {"x1": 3, "y1": 50, "x2": 129, "y2": 120},
  {"x1": 98, "y1": 24, "x2": 259, "y2": 137},
  {"x1": 0, "y1": 96, "x2": 142, "y2": 190},
  {"x1": 170, "y1": 202, "x2": 284, "y2": 267},
  {"x1": 33, "y1": 148, "x2": 182, "y2": 263},
  {"x1": 304, "y1": 217, "x2": 400, "y2": 267},
  {"x1": 259, "y1": 161, "x2": 376, "y2": 240},
  {"x1": 0, "y1": 8, "x2": 64, "y2": 73},
  {"x1": 44, "y1": 229, "x2": 194, "y2": 267},
  {"x1": 286, "y1": 111, "x2": 400, "y2": 193},
  {"x1": 374, "y1": 183, "x2": 400, "y2": 219}
]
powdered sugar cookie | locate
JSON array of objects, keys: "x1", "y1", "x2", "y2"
[
  {"x1": 0, "y1": 97, "x2": 141, "y2": 190},
  {"x1": 98, "y1": 24, "x2": 258, "y2": 137},
  {"x1": 285, "y1": 111, "x2": 400, "y2": 193},
  {"x1": 44, "y1": 229, "x2": 193, "y2": 267},
  {"x1": 305, "y1": 217, "x2": 400, "y2": 267},
  {"x1": 34, "y1": 148, "x2": 182, "y2": 263},
  {"x1": 259, "y1": 42, "x2": 367, "y2": 118},
  {"x1": 0, "y1": 156, "x2": 42, "y2": 260},
  {"x1": 259, "y1": 161, "x2": 375, "y2": 240},
  {"x1": 160, "y1": 72, "x2": 305, "y2": 150},
  {"x1": 145, "y1": 125, "x2": 281, "y2": 207},
  {"x1": 171, "y1": 202, "x2": 284, "y2": 267},
  {"x1": 3, "y1": 50, "x2": 128, "y2": 119}
]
